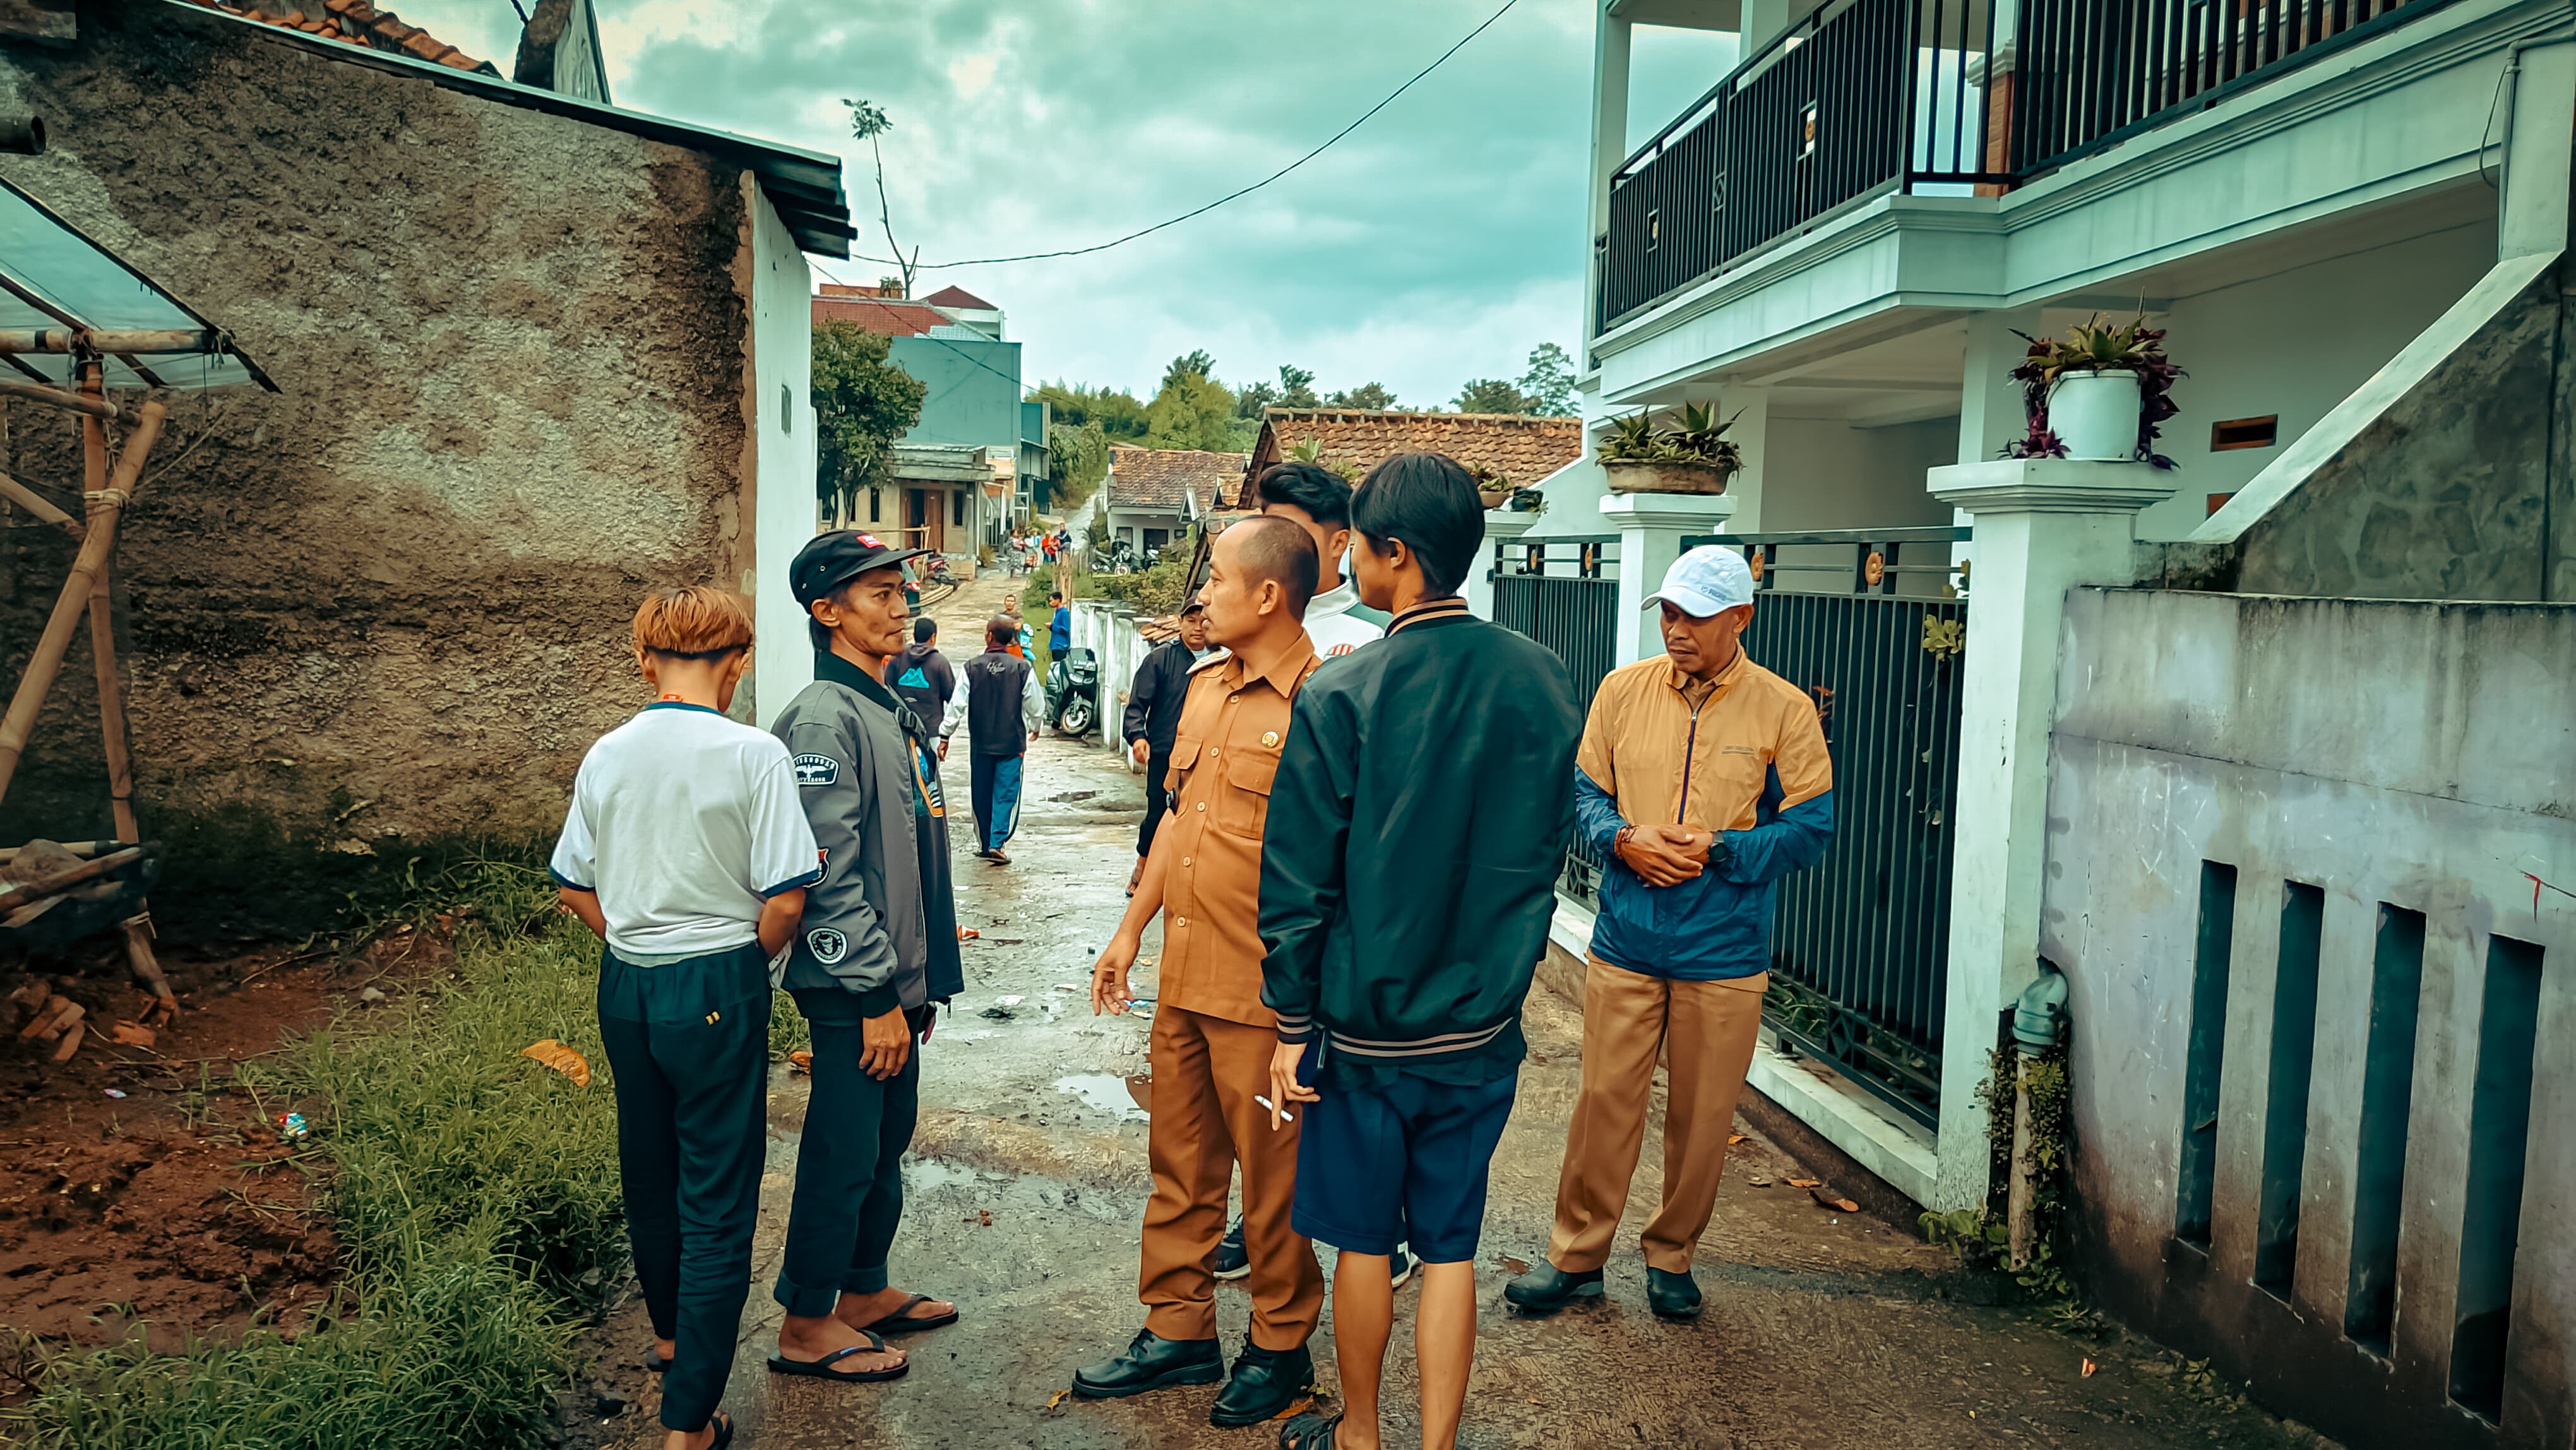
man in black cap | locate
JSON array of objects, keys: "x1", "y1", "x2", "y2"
[
  {"x1": 1118, "y1": 601, "x2": 1210, "y2": 896},
  {"x1": 763, "y1": 530, "x2": 965, "y2": 1385}
]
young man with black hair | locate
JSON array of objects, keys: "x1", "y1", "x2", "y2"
[
  {"x1": 887, "y1": 615, "x2": 953, "y2": 733},
  {"x1": 1260, "y1": 453, "x2": 1584, "y2": 1450},
  {"x1": 1246, "y1": 460, "x2": 1386, "y2": 659},
  {"x1": 939, "y1": 616, "x2": 1045, "y2": 865},
  {"x1": 764, "y1": 532, "x2": 966, "y2": 1387},
  {"x1": 1119, "y1": 601, "x2": 1212, "y2": 896},
  {"x1": 1079, "y1": 516, "x2": 1328, "y2": 1427}
]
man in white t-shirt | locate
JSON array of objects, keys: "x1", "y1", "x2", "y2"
[
  {"x1": 553, "y1": 585, "x2": 820, "y2": 1450},
  {"x1": 1244, "y1": 461, "x2": 1387, "y2": 661}
]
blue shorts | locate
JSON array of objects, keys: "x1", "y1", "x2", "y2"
[{"x1": 1291, "y1": 1067, "x2": 1520, "y2": 1265}]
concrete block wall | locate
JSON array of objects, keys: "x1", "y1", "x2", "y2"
[{"x1": 2042, "y1": 587, "x2": 2576, "y2": 1449}]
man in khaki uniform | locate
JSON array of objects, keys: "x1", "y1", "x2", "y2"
[{"x1": 1077, "y1": 517, "x2": 1327, "y2": 1427}]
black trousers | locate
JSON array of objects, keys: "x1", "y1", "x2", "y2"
[
  {"x1": 597, "y1": 950, "x2": 770, "y2": 1435},
  {"x1": 1136, "y1": 750, "x2": 1172, "y2": 857},
  {"x1": 774, "y1": 992, "x2": 926, "y2": 1318}
]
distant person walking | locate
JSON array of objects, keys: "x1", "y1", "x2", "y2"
[
  {"x1": 1506, "y1": 546, "x2": 1833, "y2": 1323},
  {"x1": 1048, "y1": 589, "x2": 1073, "y2": 661},
  {"x1": 1119, "y1": 601, "x2": 1211, "y2": 896},
  {"x1": 1261, "y1": 454, "x2": 1583, "y2": 1450},
  {"x1": 939, "y1": 617, "x2": 1044, "y2": 865},
  {"x1": 886, "y1": 617, "x2": 954, "y2": 733}
]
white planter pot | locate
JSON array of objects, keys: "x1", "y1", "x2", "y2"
[{"x1": 2048, "y1": 369, "x2": 2142, "y2": 460}]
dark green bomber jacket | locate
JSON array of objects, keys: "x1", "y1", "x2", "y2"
[{"x1": 1258, "y1": 598, "x2": 1583, "y2": 1079}]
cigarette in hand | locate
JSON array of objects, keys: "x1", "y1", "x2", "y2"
[{"x1": 1254, "y1": 1094, "x2": 1295, "y2": 1122}]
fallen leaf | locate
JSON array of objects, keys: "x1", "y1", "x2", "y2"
[
  {"x1": 1787, "y1": 1177, "x2": 1822, "y2": 1189},
  {"x1": 787, "y1": 1050, "x2": 813, "y2": 1076},
  {"x1": 110, "y1": 1021, "x2": 155, "y2": 1047},
  {"x1": 1045, "y1": 1389, "x2": 1071, "y2": 1412},
  {"x1": 2082, "y1": 1358, "x2": 2098, "y2": 1378},
  {"x1": 1499, "y1": 1255, "x2": 1532, "y2": 1275},
  {"x1": 519, "y1": 1038, "x2": 592, "y2": 1088},
  {"x1": 1808, "y1": 1185, "x2": 1859, "y2": 1213},
  {"x1": 1728, "y1": 1134, "x2": 1748, "y2": 1145},
  {"x1": 977, "y1": 1209, "x2": 994, "y2": 1226}
]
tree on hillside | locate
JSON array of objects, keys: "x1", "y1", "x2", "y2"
[
  {"x1": 1277, "y1": 364, "x2": 1320, "y2": 409},
  {"x1": 1453, "y1": 378, "x2": 1532, "y2": 414},
  {"x1": 1326, "y1": 381, "x2": 1397, "y2": 410},
  {"x1": 813, "y1": 319, "x2": 926, "y2": 522},
  {"x1": 1518, "y1": 342, "x2": 1578, "y2": 415},
  {"x1": 1162, "y1": 350, "x2": 1218, "y2": 392},
  {"x1": 1232, "y1": 378, "x2": 1280, "y2": 421},
  {"x1": 1031, "y1": 380, "x2": 1150, "y2": 440},
  {"x1": 1049, "y1": 419, "x2": 1112, "y2": 511},
  {"x1": 1146, "y1": 370, "x2": 1247, "y2": 452}
]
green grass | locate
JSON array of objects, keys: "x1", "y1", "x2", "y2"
[{"x1": 2, "y1": 863, "x2": 627, "y2": 1450}]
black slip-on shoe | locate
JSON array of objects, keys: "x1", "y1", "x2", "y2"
[
  {"x1": 1647, "y1": 1266, "x2": 1704, "y2": 1320},
  {"x1": 1212, "y1": 1218, "x2": 1251, "y2": 1281},
  {"x1": 1210, "y1": 1341, "x2": 1314, "y2": 1427},
  {"x1": 1502, "y1": 1261, "x2": 1604, "y2": 1315},
  {"x1": 1071, "y1": 1328, "x2": 1222, "y2": 1399},
  {"x1": 1388, "y1": 1243, "x2": 1414, "y2": 1291}
]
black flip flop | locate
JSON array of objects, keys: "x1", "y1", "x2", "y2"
[
  {"x1": 856, "y1": 1291, "x2": 960, "y2": 1336},
  {"x1": 705, "y1": 1411, "x2": 734, "y2": 1449},
  {"x1": 1278, "y1": 1410, "x2": 1342, "y2": 1448},
  {"x1": 766, "y1": 1333, "x2": 909, "y2": 1383},
  {"x1": 641, "y1": 1352, "x2": 671, "y2": 1374}
]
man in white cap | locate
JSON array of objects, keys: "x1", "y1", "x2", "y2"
[{"x1": 1504, "y1": 545, "x2": 1834, "y2": 1322}]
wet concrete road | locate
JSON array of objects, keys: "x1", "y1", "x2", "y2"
[{"x1": 587, "y1": 577, "x2": 2334, "y2": 1449}]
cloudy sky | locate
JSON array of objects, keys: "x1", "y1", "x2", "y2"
[{"x1": 399, "y1": 0, "x2": 1732, "y2": 408}]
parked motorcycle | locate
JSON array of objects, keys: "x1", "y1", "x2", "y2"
[{"x1": 1047, "y1": 647, "x2": 1099, "y2": 738}]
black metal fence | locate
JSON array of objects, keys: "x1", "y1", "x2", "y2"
[
  {"x1": 2010, "y1": 0, "x2": 2462, "y2": 176},
  {"x1": 1490, "y1": 536, "x2": 1621, "y2": 902},
  {"x1": 1688, "y1": 529, "x2": 1969, "y2": 1128},
  {"x1": 1599, "y1": 0, "x2": 2003, "y2": 330}
]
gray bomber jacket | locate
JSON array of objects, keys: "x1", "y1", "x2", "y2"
[{"x1": 770, "y1": 650, "x2": 934, "y2": 1015}]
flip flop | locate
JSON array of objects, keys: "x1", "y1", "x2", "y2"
[
  {"x1": 853, "y1": 1291, "x2": 959, "y2": 1336},
  {"x1": 641, "y1": 1352, "x2": 671, "y2": 1373},
  {"x1": 766, "y1": 1333, "x2": 909, "y2": 1383},
  {"x1": 1277, "y1": 1410, "x2": 1342, "y2": 1448},
  {"x1": 705, "y1": 1411, "x2": 734, "y2": 1449}
]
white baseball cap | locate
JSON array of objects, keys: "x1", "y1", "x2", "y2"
[{"x1": 1642, "y1": 545, "x2": 1756, "y2": 618}]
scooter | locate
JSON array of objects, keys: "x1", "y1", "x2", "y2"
[{"x1": 1046, "y1": 647, "x2": 1099, "y2": 738}]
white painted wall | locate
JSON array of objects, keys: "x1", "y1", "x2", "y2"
[
  {"x1": 1763, "y1": 414, "x2": 1960, "y2": 530},
  {"x1": 748, "y1": 186, "x2": 820, "y2": 728}
]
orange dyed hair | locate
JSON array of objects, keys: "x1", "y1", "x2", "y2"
[{"x1": 631, "y1": 585, "x2": 753, "y2": 660}]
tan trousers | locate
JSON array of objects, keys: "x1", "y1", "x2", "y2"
[
  {"x1": 1547, "y1": 954, "x2": 1766, "y2": 1274},
  {"x1": 1140, "y1": 1005, "x2": 1323, "y2": 1348}
]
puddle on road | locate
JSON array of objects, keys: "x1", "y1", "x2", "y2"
[{"x1": 1052, "y1": 1072, "x2": 1151, "y2": 1121}]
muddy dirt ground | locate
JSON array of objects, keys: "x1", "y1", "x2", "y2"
[{"x1": 558, "y1": 573, "x2": 2344, "y2": 1450}]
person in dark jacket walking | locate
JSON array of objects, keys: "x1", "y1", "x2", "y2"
[
  {"x1": 765, "y1": 531, "x2": 966, "y2": 1386},
  {"x1": 1260, "y1": 453, "x2": 1583, "y2": 1450},
  {"x1": 939, "y1": 618, "x2": 1045, "y2": 865},
  {"x1": 887, "y1": 616, "x2": 955, "y2": 733},
  {"x1": 1120, "y1": 601, "x2": 1210, "y2": 895}
]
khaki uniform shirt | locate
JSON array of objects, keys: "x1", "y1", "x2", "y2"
[{"x1": 1155, "y1": 635, "x2": 1321, "y2": 1028}]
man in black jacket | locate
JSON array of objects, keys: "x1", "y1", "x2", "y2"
[
  {"x1": 938, "y1": 618, "x2": 1044, "y2": 866},
  {"x1": 1119, "y1": 601, "x2": 1209, "y2": 895},
  {"x1": 886, "y1": 616, "x2": 954, "y2": 734},
  {"x1": 1260, "y1": 453, "x2": 1583, "y2": 1450}
]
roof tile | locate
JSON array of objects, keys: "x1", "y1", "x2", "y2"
[
  {"x1": 811, "y1": 294, "x2": 949, "y2": 337},
  {"x1": 182, "y1": 0, "x2": 499, "y2": 75},
  {"x1": 1106, "y1": 447, "x2": 1248, "y2": 513},
  {"x1": 1244, "y1": 409, "x2": 1582, "y2": 501}
]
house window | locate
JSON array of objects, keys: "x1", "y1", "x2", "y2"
[
  {"x1": 869, "y1": 488, "x2": 881, "y2": 523},
  {"x1": 1144, "y1": 529, "x2": 1170, "y2": 553},
  {"x1": 2211, "y1": 416, "x2": 2278, "y2": 452},
  {"x1": 952, "y1": 488, "x2": 966, "y2": 527}
]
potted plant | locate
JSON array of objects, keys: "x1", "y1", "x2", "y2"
[
  {"x1": 1599, "y1": 402, "x2": 1743, "y2": 494},
  {"x1": 2007, "y1": 315, "x2": 2183, "y2": 465},
  {"x1": 1469, "y1": 465, "x2": 1516, "y2": 510}
]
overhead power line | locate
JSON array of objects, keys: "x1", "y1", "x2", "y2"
[{"x1": 842, "y1": 0, "x2": 1524, "y2": 273}]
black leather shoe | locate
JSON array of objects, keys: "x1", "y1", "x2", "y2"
[
  {"x1": 1210, "y1": 1341, "x2": 1313, "y2": 1427},
  {"x1": 1501, "y1": 1261, "x2": 1604, "y2": 1315},
  {"x1": 1647, "y1": 1266, "x2": 1703, "y2": 1320},
  {"x1": 1212, "y1": 1218, "x2": 1250, "y2": 1281},
  {"x1": 1073, "y1": 1329, "x2": 1221, "y2": 1399}
]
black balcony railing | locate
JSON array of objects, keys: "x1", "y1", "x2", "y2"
[
  {"x1": 1599, "y1": 0, "x2": 2003, "y2": 330},
  {"x1": 1599, "y1": 0, "x2": 2463, "y2": 331}
]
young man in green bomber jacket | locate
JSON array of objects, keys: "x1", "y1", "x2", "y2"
[{"x1": 1257, "y1": 452, "x2": 1585, "y2": 1450}]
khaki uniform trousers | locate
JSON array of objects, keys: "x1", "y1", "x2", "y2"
[
  {"x1": 1140, "y1": 1004, "x2": 1323, "y2": 1348},
  {"x1": 1547, "y1": 954, "x2": 1766, "y2": 1274}
]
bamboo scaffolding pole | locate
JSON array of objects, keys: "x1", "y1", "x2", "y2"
[
  {"x1": 0, "y1": 846, "x2": 144, "y2": 918},
  {"x1": 0, "y1": 469, "x2": 80, "y2": 538},
  {"x1": 0, "y1": 376, "x2": 117, "y2": 420},
  {"x1": 0, "y1": 395, "x2": 165, "y2": 806},
  {"x1": 0, "y1": 328, "x2": 213, "y2": 355}
]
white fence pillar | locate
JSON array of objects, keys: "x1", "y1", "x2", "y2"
[
  {"x1": 1926, "y1": 459, "x2": 2173, "y2": 1210},
  {"x1": 1467, "y1": 510, "x2": 1539, "y2": 621},
  {"x1": 1602, "y1": 492, "x2": 1737, "y2": 665}
]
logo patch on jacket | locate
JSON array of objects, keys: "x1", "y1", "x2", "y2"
[
  {"x1": 897, "y1": 666, "x2": 930, "y2": 689},
  {"x1": 793, "y1": 753, "x2": 840, "y2": 787},
  {"x1": 806, "y1": 927, "x2": 848, "y2": 964}
]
